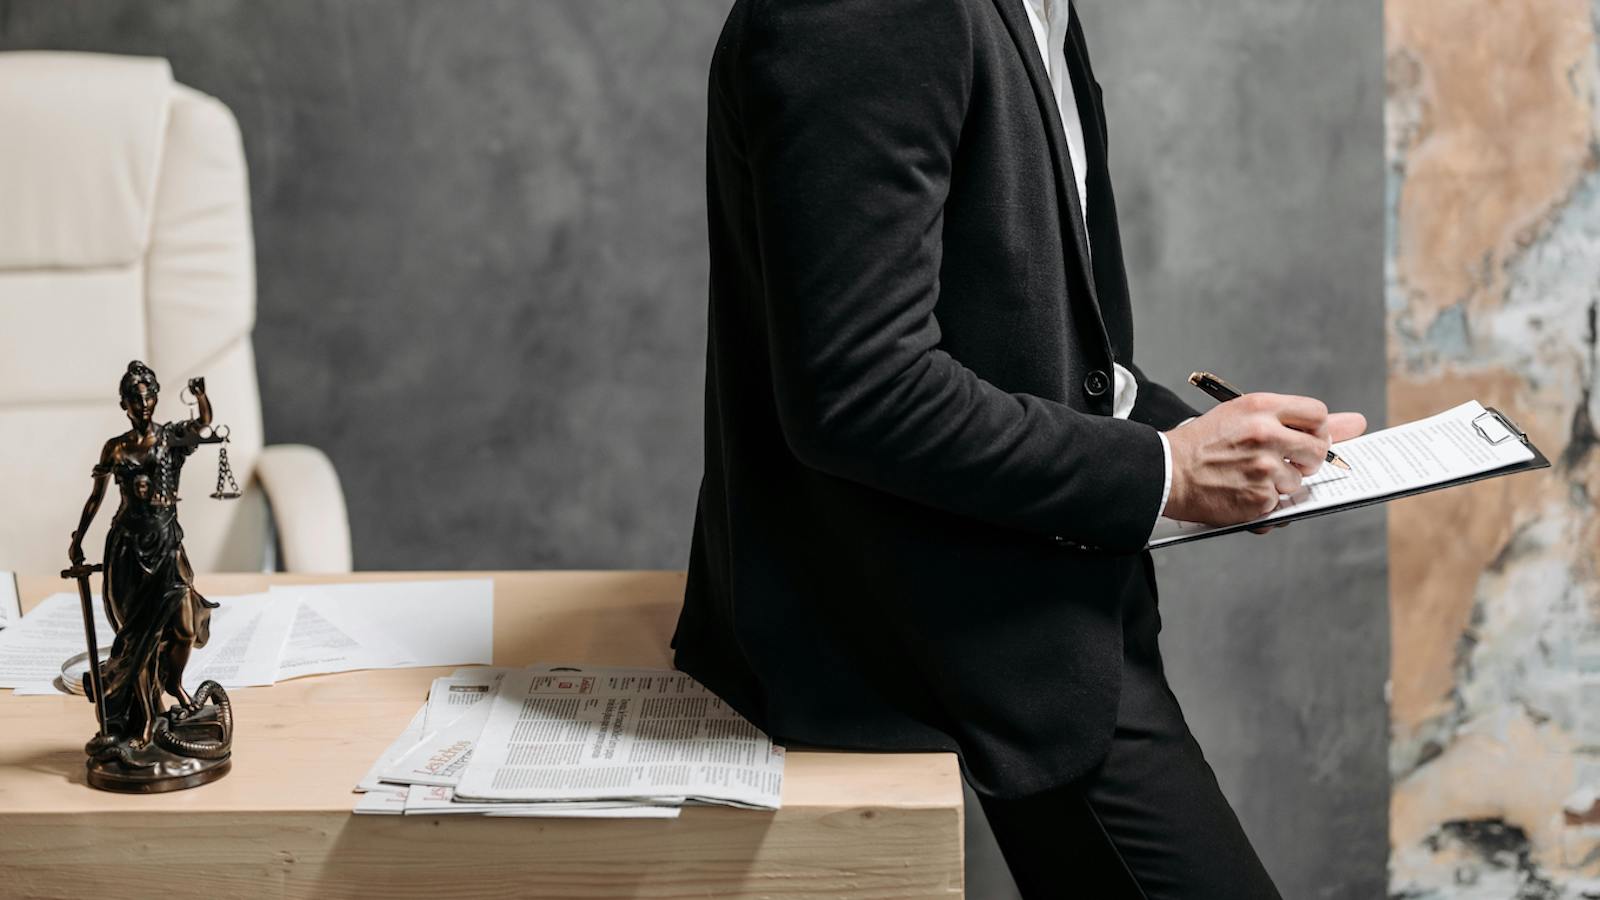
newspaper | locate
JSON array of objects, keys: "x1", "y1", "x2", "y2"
[
  {"x1": 454, "y1": 668, "x2": 785, "y2": 810},
  {"x1": 381, "y1": 667, "x2": 685, "y2": 788},
  {"x1": 354, "y1": 786, "x2": 409, "y2": 815},
  {"x1": 381, "y1": 671, "x2": 507, "y2": 788},
  {"x1": 352, "y1": 668, "x2": 697, "y2": 818},
  {"x1": 400, "y1": 783, "x2": 681, "y2": 818},
  {"x1": 353, "y1": 783, "x2": 682, "y2": 818}
]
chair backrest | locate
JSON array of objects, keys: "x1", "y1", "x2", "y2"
[{"x1": 0, "y1": 51, "x2": 267, "y2": 573}]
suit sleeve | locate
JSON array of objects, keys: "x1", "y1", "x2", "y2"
[
  {"x1": 737, "y1": 0, "x2": 1167, "y2": 552},
  {"x1": 1127, "y1": 362, "x2": 1203, "y2": 432}
]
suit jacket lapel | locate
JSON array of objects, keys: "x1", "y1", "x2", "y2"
[{"x1": 987, "y1": 0, "x2": 1109, "y2": 356}]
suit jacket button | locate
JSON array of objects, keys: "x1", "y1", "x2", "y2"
[{"x1": 1084, "y1": 369, "x2": 1110, "y2": 397}]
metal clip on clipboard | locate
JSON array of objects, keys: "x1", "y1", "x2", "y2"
[{"x1": 1472, "y1": 407, "x2": 1528, "y2": 446}]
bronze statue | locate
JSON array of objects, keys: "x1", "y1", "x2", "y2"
[{"x1": 63, "y1": 360, "x2": 235, "y2": 792}]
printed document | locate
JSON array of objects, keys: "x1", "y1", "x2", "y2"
[
  {"x1": 3, "y1": 579, "x2": 494, "y2": 693},
  {"x1": 1149, "y1": 400, "x2": 1537, "y2": 547},
  {"x1": 2, "y1": 592, "x2": 290, "y2": 693},
  {"x1": 455, "y1": 668, "x2": 785, "y2": 809},
  {"x1": 185, "y1": 593, "x2": 297, "y2": 688},
  {"x1": 0, "y1": 592, "x2": 113, "y2": 689},
  {"x1": 270, "y1": 579, "x2": 493, "y2": 680}
]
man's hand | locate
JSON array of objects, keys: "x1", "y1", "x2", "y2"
[{"x1": 1163, "y1": 393, "x2": 1367, "y2": 526}]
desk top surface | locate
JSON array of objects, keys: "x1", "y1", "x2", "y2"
[{"x1": 0, "y1": 570, "x2": 960, "y2": 817}]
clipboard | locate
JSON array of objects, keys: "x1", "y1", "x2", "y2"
[{"x1": 1149, "y1": 407, "x2": 1550, "y2": 549}]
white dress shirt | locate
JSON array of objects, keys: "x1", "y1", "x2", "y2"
[{"x1": 1022, "y1": 0, "x2": 1174, "y2": 529}]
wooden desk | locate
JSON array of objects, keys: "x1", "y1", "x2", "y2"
[{"x1": 0, "y1": 571, "x2": 963, "y2": 899}]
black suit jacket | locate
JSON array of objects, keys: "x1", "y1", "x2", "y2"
[{"x1": 672, "y1": 0, "x2": 1201, "y2": 800}]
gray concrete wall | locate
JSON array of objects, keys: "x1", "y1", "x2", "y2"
[
  {"x1": 0, "y1": 2, "x2": 1386, "y2": 896},
  {"x1": 1079, "y1": 2, "x2": 1389, "y2": 897},
  {"x1": 0, "y1": 0, "x2": 721, "y2": 571}
]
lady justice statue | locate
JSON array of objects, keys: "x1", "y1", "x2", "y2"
[{"x1": 63, "y1": 360, "x2": 236, "y2": 792}]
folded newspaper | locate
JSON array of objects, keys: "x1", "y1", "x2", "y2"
[{"x1": 354, "y1": 665, "x2": 785, "y2": 817}]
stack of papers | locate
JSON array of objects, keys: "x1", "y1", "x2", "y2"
[
  {"x1": 0, "y1": 579, "x2": 494, "y2": 694},
  {"x1": 355, "y1": 665, "x2": 785, "y2": 818}
]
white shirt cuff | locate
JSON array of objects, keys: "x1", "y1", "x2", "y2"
[
  {"x1": 1153, "y1": 430, "x2": 1174, "y2": 532},
  {"x1": 1110, "y1": 362, "x2": 1137, "y2": 419}
]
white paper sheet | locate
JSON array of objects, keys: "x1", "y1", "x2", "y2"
[
  {"x1": 272, "y1": 598, "x2": 411, "y2": 682},
  {"x1": 0, "y1": 592, "x2": 114, "y2": 690},
  {"x1": 456, "y1": 667, "x2": 785, "y2": 810},
  {"x1": 1148, "y1": 400, "x2": 1537, "y2": 547},
  {"x1": 185, "y1": 593, "x2": 297, "y2": 688},
  {"x1": 0, "y1": 572, "x2": 19, "y2": 632},
  {"x1": 271, "y1": 580, "x2": 493, "y2": 681},
  {"x1": 6, "y1": 580, "x2": 495, "y2": 695},
  {"x1": 4, "y1": 592, "x2": 294, "y2": 695}
]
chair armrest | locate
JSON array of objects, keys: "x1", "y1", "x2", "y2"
[{"x1": 254, "y1": 444, "x2": 353, "y2": 573}]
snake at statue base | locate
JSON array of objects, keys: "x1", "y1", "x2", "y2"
[{"x1": 155, "y1": 680, "x2": 233, "y2": 760}]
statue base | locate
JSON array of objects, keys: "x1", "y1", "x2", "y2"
[
  {"x1": 83, "y1": 681, "x2": 235, "y2": 794},
  {"x1": 86, "y1": 754, "x2": 231, "y2": 794}
]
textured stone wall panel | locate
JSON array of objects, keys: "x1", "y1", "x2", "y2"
[{"x1": 1387, "y1": 0, "x2": 1600, "y2": 893}]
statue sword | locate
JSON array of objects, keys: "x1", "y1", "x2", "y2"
[{"x1": 60, "y1": 562, "x2": 108, "y2": 736}]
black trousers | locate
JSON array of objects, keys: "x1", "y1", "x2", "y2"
[{"x1": 971, "y1": 586, "x2": 1283, "y2": 900}]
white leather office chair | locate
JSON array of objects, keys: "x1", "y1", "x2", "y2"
[{"x1": 0, "y1": 51, "x2": 352, "y2": 574}]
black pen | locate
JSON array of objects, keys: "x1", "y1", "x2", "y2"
[{"x1": 1187, "y1": 371, "x2": 1351, "y2": 471}]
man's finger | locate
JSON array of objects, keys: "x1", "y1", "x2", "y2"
[
  {"x1": 1270, "y1": 459, "x2": 1303, "y2": 496},
  {"x1": 1274, "y1": 427, "x2": 1328, "y2": 473},
  {"x1": 1326, "y1": 411, "x2": 1367, "y2": 443},
  {"x1": 1266, "y1": 394, "x2": 1330, "y2": 432},
  {"x1": 1286, "y1": 458, "x2": 1321, "y2": 476}
]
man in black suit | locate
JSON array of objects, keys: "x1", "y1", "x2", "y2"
[{"x1": 671, "y1": 0, "x2": 1366, "y2": 895}]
